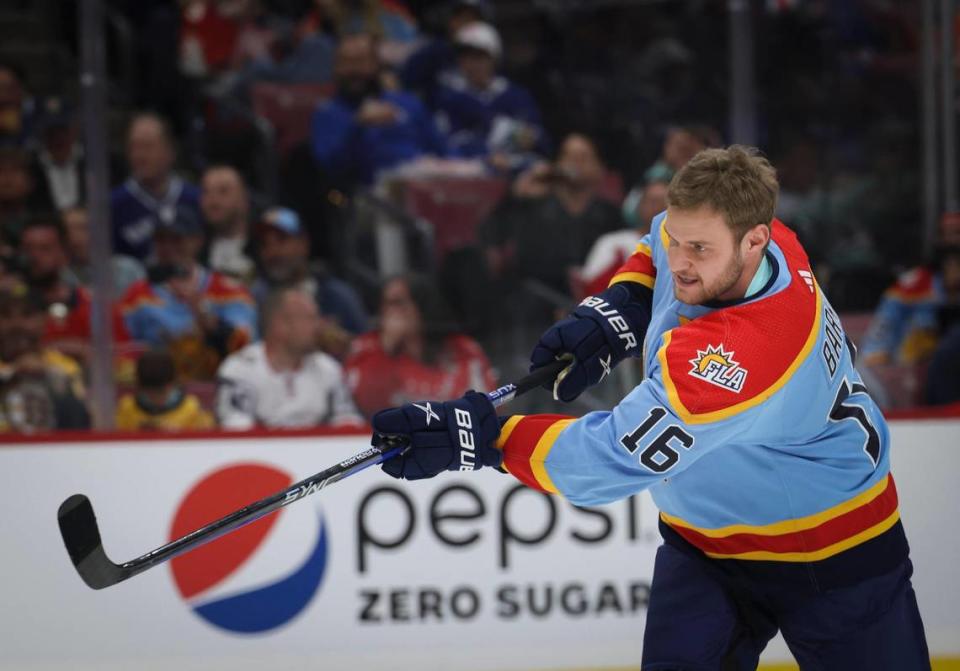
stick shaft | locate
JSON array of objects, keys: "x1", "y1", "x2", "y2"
[
  {"x1": 142, "y1": 359, "x2": 567, "y2": 565},
  {"x1": 118, "y1": 444, "x2": 392, "y2": 577},
  {"x1": 60, "y1": 360, "x2": 568, "y2": 588}
]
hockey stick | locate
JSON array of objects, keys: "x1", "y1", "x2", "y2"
[{"x1": 57, "y1": 359, "x2": 568, "y2": 590}]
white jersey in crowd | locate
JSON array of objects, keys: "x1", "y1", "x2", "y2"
[{"x1": 216, "y1": 342, "x2": 363, "y2": 430}]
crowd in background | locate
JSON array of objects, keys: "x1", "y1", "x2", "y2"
[{"x1": 0, "y1": 0, "x2": 958, "y2": 434}]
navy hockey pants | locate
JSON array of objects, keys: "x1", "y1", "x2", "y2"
[{"x1": 641, "y1": 543, "x2": 930, "y2": 670}]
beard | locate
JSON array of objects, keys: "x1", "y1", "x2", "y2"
[{"x1": 673, "y1": 251, "x2": 744, "y2": 305}]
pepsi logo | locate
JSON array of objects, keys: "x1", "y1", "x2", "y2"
[{"x1": 169, "y1": 463, "x2": 328, "y2": 634}]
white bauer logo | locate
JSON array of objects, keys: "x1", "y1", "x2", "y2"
[
  {"x1": 413, "y1": 401, "x2": 440, "y2": 425},
  {"x1": 599, "y1": 353, "x2": 612, "y2": 380},
  {"x1": 579, "y1": 296, "x2": 639, "y2": 351},
  {"x1": 688, "y1": 344, "x2": 749, "y2": 393},
  {"x1": 454, "y1": 407, "x2": 476, "y2": 471}
]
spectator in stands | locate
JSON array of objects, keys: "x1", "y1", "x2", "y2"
[
  {"x1": 923, "y1": 245, "x2": 960, "y2": 405},
  {"x1": 116, "y1": 348, "x2": 215, "y2": 431},
  {"x1": 576, "y1": 179, "x2": 669, "y2": 299},
  {"x1": 345, "y1": 273, "x2": 495, "y2": 419},
  {"x1": 621, "y1": 179, "x2": 669, "y2": 234},
  {"x1": 199, "y1": 165, "x2": 256, "y2": 283},
  {"x1": 61, "y1": 206, "x2": 145, "y2": 298},
  {"x1": 216, "y1": 286, "x2": 362, "y2": 429},
  {"x1": 0, "y1": 147, "x2": 52, "y2": 251},
  {"x1": 211, "y1": 0, "x2": 336, "y2": 95},
  {"x1": 178, "y1": 0, "x2": 241, "y2": 79},
  {"x1": 643, "y1": 125, "x2": 709, "y2": 184},
  {"x1": 0, "y1": 283, "x2": 89, "y2": 432},
  {"x1": 28, "y1": 98, "x2": 85, "y2": 211},
  {"x1": 0, "y1": 62, "x2": 37, "y2": 149},
  {"x1": 251, "y1": 206, "x2": 368, "y2": 355},
  {"x1": 18, "y1": 215, "x2": 129, "y2": 355},
  {"x1": 119, "y1": 207, "x2": 256, "y2": 380},
  {"x1": 311, "y1": 33, "x2": 447, "y2": 188},
  {"x1": 401, "y1": 0, "x2": 488, "y2": 105},
  {"x1": 480, "y1": 133, "x2": 623, "y2": 297},
  {"x1": 227, "y1": 0, "x2": 282, "y2": 72},
  {"x1": 299, "y1": 0, "x2": 420, "y2": 66},
  {"x1": 862, "y1": 213, "x2": 960, "y2": 367},
  {"x1": 111, "y1": 112, "x2": 201, "y2": 261},
  {"x1": 432, "y1": 21, "x2": 546, "y2": 168}
]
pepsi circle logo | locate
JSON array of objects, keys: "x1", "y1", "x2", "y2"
[{"x1": 169, "y1": 463, "x2": 328, "y2": 633}]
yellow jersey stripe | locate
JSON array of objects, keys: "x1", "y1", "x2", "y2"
[
  {"x1": 496, "y1": 415, "x2": 525, "y2": 450},
  {"x1": 609, "y1": 271, "x2": 655, "y2": 288},
  {"x1": 702, "y1": 510, "x2": 901, "y2": 562},
  {"x1": 530, "y1": 419, "x2": 575, "y2": 494},
  {"x1": 660, "y1": 475, "x2": 890, "y2": 537}
]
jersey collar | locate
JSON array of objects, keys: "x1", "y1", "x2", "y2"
[{"x1": 702, "y1": 249, "x2": 780, "y2": 309}]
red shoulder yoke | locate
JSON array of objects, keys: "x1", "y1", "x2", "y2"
[{"x1": 657, "y1": 221, "x2": 822, "y2": 423}]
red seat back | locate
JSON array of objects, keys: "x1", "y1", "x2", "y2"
[
  {"x1": 251, "y1": 82, "x2": 334, "y2": 157},
  {"x1": 401, "y1": 177, "x2": 508, "y2": 263}
]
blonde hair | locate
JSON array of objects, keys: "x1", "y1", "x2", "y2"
[{"x1": 667, "y1": 145, "x2": 779, "y2": 240}]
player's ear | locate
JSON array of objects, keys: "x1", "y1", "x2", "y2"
[{"x1": 743, "y1": 223, "x2": 770, "y2": 255}]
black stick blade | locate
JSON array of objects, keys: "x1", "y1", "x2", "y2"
[{"x1": 57, "y1": 494, "x2": 127, "y2": 590}]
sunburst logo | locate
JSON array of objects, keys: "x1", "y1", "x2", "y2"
[{"x1": 688, "y1": 344, "x2": 748, "y2": 393}]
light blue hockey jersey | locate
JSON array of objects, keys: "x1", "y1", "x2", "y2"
[{"x1": 499, "y1": 214, "x2": 907, "y2": 586}]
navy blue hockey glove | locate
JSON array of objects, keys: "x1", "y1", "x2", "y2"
[
  {"x1": 373, "y1": 390, "x2": 502, "y2": 480},
  {"x1": 530, "y1": 284, "x2": 651, "y2": 402}
]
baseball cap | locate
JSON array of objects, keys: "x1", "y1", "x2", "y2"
[
  {"x1": 258, "y1": 207, "x2": 303, "y2": 236},
  {"x1": 455, "y1": 22, "x2": 502, "y2": 59}
]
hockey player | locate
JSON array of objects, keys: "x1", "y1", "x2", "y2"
[{"x1": 372, "y1": 146, "x2": 929, "y2": 669}]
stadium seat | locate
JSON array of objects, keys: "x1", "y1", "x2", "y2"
[
  {"x1": 401, "y1": 177, "x2": 509, "y2": 265},
  {"x1": 250, "y1": 82, "x2": 334, "y2": 157}
]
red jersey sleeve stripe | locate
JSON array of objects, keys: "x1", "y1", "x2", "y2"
[
  {"x1": 498, "y1": 414, "x2": 573, "y2": 494},
  {"x1": 609, "y1": 244, "x2": 655, "y2": 288}
]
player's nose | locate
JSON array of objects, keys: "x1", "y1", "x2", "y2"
[{"x1": 666, "y1": 249, "x2": 693, "y2": 274}]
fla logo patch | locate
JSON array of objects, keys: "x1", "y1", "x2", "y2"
[{"x1": 688, "y1": 344, "x2": 748, "y2": 393}]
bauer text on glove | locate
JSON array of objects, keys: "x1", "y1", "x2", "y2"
[
  {"x1": 373, "y1": 391, "x2": 502, "y2": 480},
  {"x1": 529, "y1": 283, "x2": 652, "y2": 402}
]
